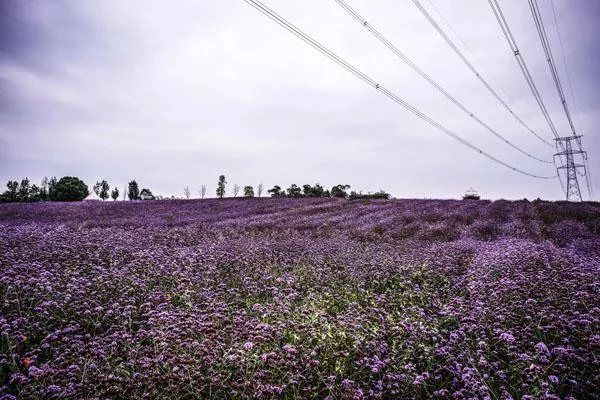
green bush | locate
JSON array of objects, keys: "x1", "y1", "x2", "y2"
[{"x1": 53, "y1": 176, "x2": 89, "y2": 201}]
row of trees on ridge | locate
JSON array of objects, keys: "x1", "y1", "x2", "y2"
[
  {"x1": 0, "y1": 177, "x2": 89, "y2": 202},
  {"x1": 211, "y1": 176, "x2": 390, "y2": 200},
  {"x1": 0, "y1": 177, "x2": 151, "y2": 202},
  {"x1": 1, "y1": 175, "x2": 390, "y2": 202}
]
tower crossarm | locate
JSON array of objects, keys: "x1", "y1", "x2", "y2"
[{"x1": 553, "y1": 150, "x2": 586, "y2": 157}]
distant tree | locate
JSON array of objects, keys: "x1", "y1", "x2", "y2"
[
  {"x1": 183, "y1": 186, "x2": 191, "y2": 199},
  {"x1": 331, "y1": 184, "x2": 350, "y2": 199},
  {"x1": 128, "y1": 180, "x2": 140, "y2": 200},
  {"x1": 3, "y1": 178, "x2": 42, "y2": 202},
  {"x1": 111, "y1": 187, "x2": 120, "y2": 201},
  {"x1": 244, "y1": 185, "x2": 255, "y2": 197},
  {"x1": 216, "y1": 175, "x2": 227, "y2": 199},
  {"x1": 94, "y1": 180, "x2": 110, "y2": 200},
  {"x1": 140, "y1": 188, "x2": 155, "y2": 200},
  {"x1": 257, "y1": 183, "x2": 263, "y2": 198},
  {"x1": 233, "y1": 184, "x2": 240, "y2": 198},
  {"x1": 315, "y1": 183, "x2": 327, "y2": 197},
  {"x1": 40, "y1": 176, "x2": 49, "y2": 201},
  {"x1": 348, "y1": 190, "x2": 390, "y2": 200},
  {"x1": 28, "y1": 185, "x2": 41, "y2": 202},
  {"x1": 17, "y1": 178, "x2": 31, "y2": 202},
  {"x1": 93, "y1": 181, "x2": 102, "y2": 196},
  {"x1": 302, "y1": 184, "x2": 313, "y2": 197},
  {"x1": 199, "y1": 185, "x2": 207, "y2": 199},
  {"x1": 303, "y1": 183, "x2": 326, "y2": 197},
  {"x1": 100, "y1": 181, "x2": 110, "y2": 200},
  {"x1": 267, "y1": 185, "x2": 284, "y2": 197},
  {"x1": 286, "y1": 184, "x2": 302, "y2": 198},
  {"x1": 48, "y1": 177, "x2": 58, "y2": 201},
  {"x1": 5, "y1": 181, "x2": 18, "y2": 202},
  {"x1": 53, "y1": 176, "x2": 89, "y2": 201}
]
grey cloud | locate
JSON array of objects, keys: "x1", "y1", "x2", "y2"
[{"x1": 0, "y1": 0, "x2": 598, "y2": 200}]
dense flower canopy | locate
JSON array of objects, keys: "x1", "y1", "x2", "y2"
[{"x1": 0, "y1": 198, "x2": 598, "y2": 399}]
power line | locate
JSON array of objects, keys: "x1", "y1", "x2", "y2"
[
  {"x1": 333, "y1": 0, "x2": 552, "y2": 164},
  {"x1": 410, "y1": 0, "x2": 554, "y2": 148},
  {"x1": 425, "y1": 0, "x2": 514, "y2": 104},
  {"x1": 550, "y1": 0, "x2": 580, "y2": 130},
  {"x1": 548, "y1": 0, "x2": 592, "y2": 198},
  {"x1": 528, "y1": 0, "x2": 576, "y2": 135},
  {"x1": 488, "y1": 0, "x2": 576, "y2": 199},
  {"x1": 555, "y1": 163, "x2": 567, "y2": 196},
  {"x1": 528, "y1": 0, "x2": 593, "y2": 200},
  {"x1": 488, "y1": 0, "x2": 561, "y2": 144},
  {"x1": 241, "y1": 0, "x2": 556, "y2": 180},
  {"x1": 584, "y1": 157, "x2": 594, "y2": 199}
]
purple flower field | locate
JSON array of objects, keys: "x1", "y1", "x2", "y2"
[{"x1": 1, "y1": 198, "x2": 599, "y2": 399}]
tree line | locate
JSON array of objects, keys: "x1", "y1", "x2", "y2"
[
  {"x1": 0, "y1": 175, "x2": 390, "y2": 203},
  {"x1": 212, "y1": 175, "x2": 390, "y2": 200},
  {"x1": 0, "y1": 176, "x2": 90, "y2": 202}
]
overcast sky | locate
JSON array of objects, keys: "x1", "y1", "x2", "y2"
[{"x1": 1, "y1": 0, "x2": 598, "y2": 200}]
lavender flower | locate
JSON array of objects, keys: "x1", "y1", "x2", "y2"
[{"x1": 0, "y1": 198, "x2": 597, "y2": 398}]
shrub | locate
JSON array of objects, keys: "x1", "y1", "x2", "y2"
[
  {"x1": 348, "y1": 191, "x2": 391, "y2": 200},
  {"x1": 52, "y1": 176, "x2": 89, "y2": 201}
]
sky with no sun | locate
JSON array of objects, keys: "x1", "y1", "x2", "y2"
[{"x1": 1, "y1": 0, "x2": 599, "y2": 200}]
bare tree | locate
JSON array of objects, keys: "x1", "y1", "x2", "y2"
[
  {"x1": 233, "y1": 184, "x2": 240, "y2": 198},
  {"x1": 183, "y1": 186, "x2": 191, "y2": 199},
  {"x1": 257, "y1": 183, "x2": 263, "y2": 198},
  {"x1": 199, "y1": 185, "x2": 207, "y2": 199}
]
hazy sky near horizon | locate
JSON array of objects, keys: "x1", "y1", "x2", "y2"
[{"x1": 1, "y1": 0, "x2": 599, "y2": 200}]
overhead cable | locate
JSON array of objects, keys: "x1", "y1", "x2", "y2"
[
  {"x1": 333, "y1": 0, "x2": 552, "y2": 163},
  {"x1": 410, "y1": 0, "x2": 554, "y2": 148},
  {"x1": 528, "y1": 0, "x2": 576, "y2": 135},
  {"x1": 488, "y1": 0, "x2": 561, "y2": 144},
  {"x1": 550, "y1": 0, "x2": 580, "y2": 130},
  {"x1": 242, "y1": 0, "x2": 556, "y2": 180},
  {"x1": 529, "y1": 0, "x2": 593, "y2": 199}
]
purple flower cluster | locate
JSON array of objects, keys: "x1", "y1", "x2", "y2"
[{"x1": 0, "y1": 198, "x2": 598, "y2": 398}]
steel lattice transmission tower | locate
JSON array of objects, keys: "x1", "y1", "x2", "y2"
[{"x1": 554, "y1": 136, "x2": 587, "y2": 201}]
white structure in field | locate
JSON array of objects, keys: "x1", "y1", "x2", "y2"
[{"x1": 84, "y1": 191, "x2": 102, "y2": 201}]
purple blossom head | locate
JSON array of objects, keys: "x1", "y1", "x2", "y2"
[
  {"x1": 413, "y1": 372, "x2": 429, "y2": 385},
  {"x1": 499, "y1": 332, "x2": 515, "y2": 343},
  {"x1": 342, "y1": 379, "x2": 355, "y2": 389},
  {"x1": 282, "y1": 344, "x2": 296, "y2": 354},
  {"x1": 534, "y1": 342, "x2": 549, "y2": 354},
  {"x1": 47, "y1": 385, "x2": 61, "y2": 393},
  {"x1": 28, "y1": 366, "x2": 44, "y2": 378}
]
